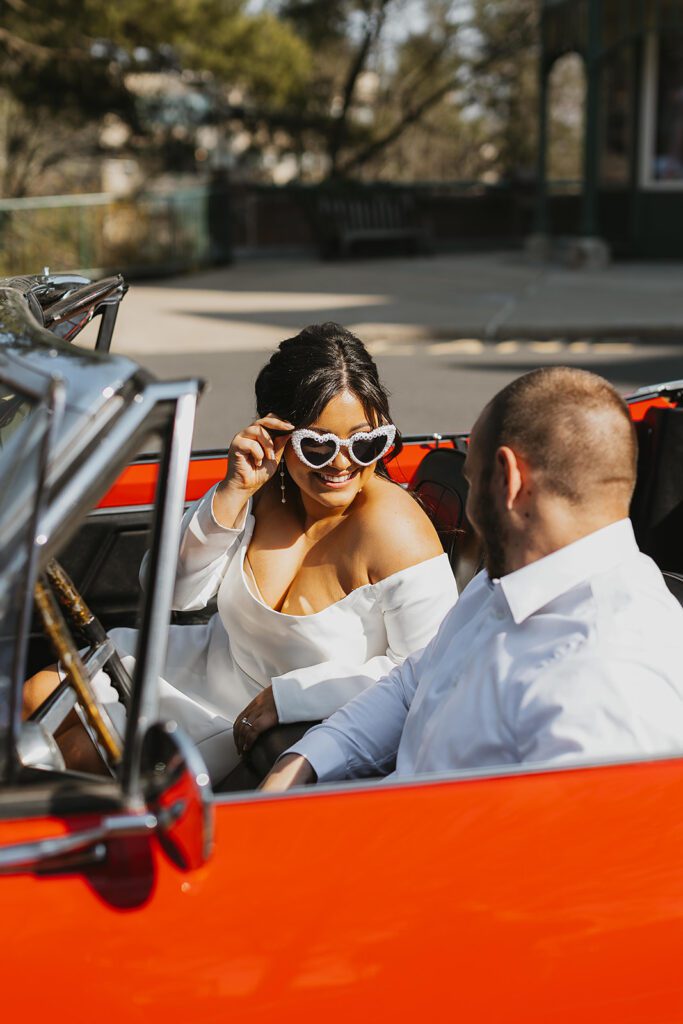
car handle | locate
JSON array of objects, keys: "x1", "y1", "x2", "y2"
[{"x1": 0, "y1": 811, "x2": 158, "y2": 875}]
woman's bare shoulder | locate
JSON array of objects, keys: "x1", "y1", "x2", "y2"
[{"x1": 354, "y1": 476, "x2": 444, "y2": 583}]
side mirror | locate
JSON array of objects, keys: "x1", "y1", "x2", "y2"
[{"x1": 140, "y1": 721, "x2": 214, "y2": 870}]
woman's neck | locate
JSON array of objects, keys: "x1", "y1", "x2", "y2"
[{"x1": 298, "y1": 491, "x2": 352, "y2": 532}]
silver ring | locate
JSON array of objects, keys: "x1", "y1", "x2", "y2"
[{"x1": 241, "y1": 717, "x2": 253, "y2": 728}]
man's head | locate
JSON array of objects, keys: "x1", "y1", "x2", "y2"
[{"x1": 464, "y1": 367, "x2": 638, "y2": 578}]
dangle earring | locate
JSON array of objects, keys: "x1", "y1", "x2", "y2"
[{"x1": 279, "y1": 459, "x2": 286, "y2": 503}]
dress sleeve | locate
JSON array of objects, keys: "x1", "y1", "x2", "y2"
[
  {"x1": 271, "y1": 553, "x2": 458, "y2": 723},
  {"x1": 154, "y1": 484, "x2": 251, "y2": 612}
]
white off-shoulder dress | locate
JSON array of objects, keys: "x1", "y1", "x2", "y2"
[{"x1": 110, "y1": 485, "x2": 458, "y2": 782}]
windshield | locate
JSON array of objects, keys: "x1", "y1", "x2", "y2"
[
  {"x1": 0, "y1": 389, "x2": 31, "y2": 445},
  {"x1": 0, "y1": 382, "x2": 45, "y2": 781}
]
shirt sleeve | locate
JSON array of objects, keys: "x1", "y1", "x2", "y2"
[
  {"x1": 286, "y1": 643, "x2": 428, "y2": 782},
  {"x1": 139, "y1": 485, "x2": 251, "y2": 612},
  {"x1": 271, "y1": 554, "x2": 458, "y2": 723}
]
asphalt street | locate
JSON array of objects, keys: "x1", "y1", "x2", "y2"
[
  {"x1": 126, "y1": 337, "x2": 683, "y2": 450},
  {"x1": 110, "y1": 253, "x2": 683, "y2": 450}
]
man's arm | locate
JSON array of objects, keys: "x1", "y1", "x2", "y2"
[
  {"x1": 259, "y1": 614, "x2": 455, "y2": 793},
  {"x1": 259, "y1": 752, "x2": 317, "y2": 792},
  {"x1": 259, "y1": 604, "x2": 459, "y2": 793}
]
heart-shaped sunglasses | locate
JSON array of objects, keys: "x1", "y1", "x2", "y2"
[{"x1": 287, "y1": 424, "x2": 396, "y2": 469}]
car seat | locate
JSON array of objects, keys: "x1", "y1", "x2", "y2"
[
  {"x1": 410, "y1": 446, "x2": 483, "y2": 593},
  {"x1": 663, "y1": 571, "x2": 683, "y2": 607},
  {"x1": 631, "y1": 406, "x2": 683, "y2": 574}
]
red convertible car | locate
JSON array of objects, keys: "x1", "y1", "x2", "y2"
[{"x1": 1, "y1": 272, "x2": 682, "y2": 1022}]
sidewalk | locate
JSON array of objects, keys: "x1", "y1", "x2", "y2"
[{"x1": 116, "y1": 251, "x2": 683, "y2": 356}]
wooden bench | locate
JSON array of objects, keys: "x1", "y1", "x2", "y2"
[{"x1": 314, "y1": 189, "x2": 431, "y2": 258}]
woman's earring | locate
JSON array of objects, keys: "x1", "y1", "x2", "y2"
[{"x1": 280, "y1": 460, "x2": 286, "y2": 504}]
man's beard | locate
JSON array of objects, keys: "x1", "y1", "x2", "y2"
[{"x1": 472, "y1": 486, "x2": 509, "y2": 579}]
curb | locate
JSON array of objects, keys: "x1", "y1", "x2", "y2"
[{"x1": 351, "y1": 323, "x2": 683, "y2": 346}]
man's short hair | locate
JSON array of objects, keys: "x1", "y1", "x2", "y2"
[{"x1": 482, "y1": 367, "x2": 637, "y2": 505}]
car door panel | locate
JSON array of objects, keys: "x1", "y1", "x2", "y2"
[{"x1": 2, "y1": 756, "x2": 683, "y2": 1022}]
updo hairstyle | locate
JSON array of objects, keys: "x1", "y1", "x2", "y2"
[{"x1": 255, "y1": 322, "x2": 401, "y2": 475}]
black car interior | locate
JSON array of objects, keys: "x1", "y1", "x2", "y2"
[{"x1": 631, "y1": 405, "x2": 683, "y2": 580}]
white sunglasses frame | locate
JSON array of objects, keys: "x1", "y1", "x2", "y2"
[{"x1": 289, "y1": 424, "x2": 397, "y2": 469}]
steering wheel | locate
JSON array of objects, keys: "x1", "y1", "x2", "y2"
[{"x1": 29, "y1": 560, "x2": 134, "y2": 773}]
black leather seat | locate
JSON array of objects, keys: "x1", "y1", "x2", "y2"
[
  {"x1": 216, "y1": 721, "x2": 318, "y2": 793},
  {"x1": 410, "y1": 446, "x2": 483, "y2": 593},
  {"x1": 631, "y1": 407, "x2": 683, "y2": 573},
  {"x1": 663, "y1": 571, "x2": 683, "y2": 607}
]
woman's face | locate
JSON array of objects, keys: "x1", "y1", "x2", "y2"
[{"x1": 283, "y1": 389, "x2": 382, "y2": 511}]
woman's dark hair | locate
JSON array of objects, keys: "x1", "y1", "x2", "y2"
[{"x1": 255, "y1": 322, "x2": 402, "y2": 475}]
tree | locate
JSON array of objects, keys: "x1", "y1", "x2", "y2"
[
  {"x1": 275, "y1": 0, "x2": 467, "y2": 180},
  {"x1": 464, "y1": 0, "x2": 539, "y2": 181},
  {"x1": 0, "y1": 0, "x2": 311, "y2": 195},
  {"x1": 0, "y1": 0, "x2": 543, "y2": 193},
  {"x1": 272, "y1": 0, "x2": 539, "y2": 183}
]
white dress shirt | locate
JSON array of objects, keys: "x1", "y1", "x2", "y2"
[{"x1": 289, "y1": 519, "x2": 683, "y2": 781}]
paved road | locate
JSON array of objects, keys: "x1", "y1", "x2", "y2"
[
  {"x1": 110, "y1": 254, "x2": 683, "y2": 449},
  {"x1": 126, "y1": 337, "x2": 683, "y2": 450}
]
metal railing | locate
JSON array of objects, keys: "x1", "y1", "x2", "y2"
[{"x1": 0, "y1": 188, "x2": 214, "y2": 277}]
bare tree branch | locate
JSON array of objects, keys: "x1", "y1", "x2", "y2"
[
  {"x1": 0, "y1": 25, "x2": 53, "y2": 59},
  {"x1": 328, "y1": 0, "x2": 393, "y2": 175},
  {"x1": 337, "y1": 75, "x2": 458, "y2": 175}
]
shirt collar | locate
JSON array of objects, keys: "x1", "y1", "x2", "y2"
[{"x1": 497, "y1": 519, "x2": 638, "y2": 625}]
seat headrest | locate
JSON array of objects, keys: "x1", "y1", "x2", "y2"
[
  {"x1": 411, "y1": 446, "x2": 482, "y2": 592},
  {"x1": 663, "y1": 571, "x2": 683, "y2": 608}
]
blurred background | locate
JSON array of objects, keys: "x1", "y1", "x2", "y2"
[{"x1": 2, "y1": 0, "x2": 683, "y2": 445}]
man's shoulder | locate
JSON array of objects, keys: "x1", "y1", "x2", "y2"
[{"x1": 591, "y1": 551, "x2": 683, "y2": 638}]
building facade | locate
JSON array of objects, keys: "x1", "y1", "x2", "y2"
[{"x1": 538, "y1": 0, "x2": 683, "y2": 257}]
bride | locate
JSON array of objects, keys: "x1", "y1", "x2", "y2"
[{"x1": 25, "y1": 322, "x2": 458, "y2": 783}]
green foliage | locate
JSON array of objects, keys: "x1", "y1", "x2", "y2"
[
  {"x1": 467, "y1": 0, "x2": 539, "y2": 178},
  {"x1": 180, "y1": 8, "x2": 311, "y2": 108},
  {"x1": 0, "y1": 0, "x2": 311, "y2": 194},
  {"x1": 0, "y1": 0, "x2": 544, "y2": 192}
]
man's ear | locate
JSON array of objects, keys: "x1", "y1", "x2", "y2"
[{"x1": 495, "y1": 446, "x2": 524, "y2": 510}]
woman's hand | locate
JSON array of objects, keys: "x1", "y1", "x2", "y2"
[
  {"x1": 227, "y1": 414, "x2": 293, "y2": 495},
  {"x1": 213, "y1": 414, "x2": 293, "y2": 528},
  {"x1": 234, "y1": 685, "x2": 279, "y2": 755}
]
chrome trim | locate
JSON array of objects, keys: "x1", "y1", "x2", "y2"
[
  {"x1": 0, "y1": 811, "x2": 157, "y2": 874},
  {"x1": 33, "y1": 683, "x2": 77, "y2": 735},
  {"x1": 15, "y1": 722, "x2": 65, "y2": 773},
  {"x1": 82, "y1": 637, "x2": 116, "y2": 677},
  {"x1": 8, "y1": 377, "x2": 66, "y2": 780},
  {"x1": 73, "y1": 703, "x2": 119, "y2": 779},
  {"x1": 121, "y1": 386, "x2": 199, "y2": 800},
  {"x1": 629, "y1": 378, "x2": 683, "y2": 400},
  {"x1": 87, "y1": 503, "x2": 156, "y2": 517},
  {"x1": 213, "y1": 747, "x2": 683, "y2": 807}
]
